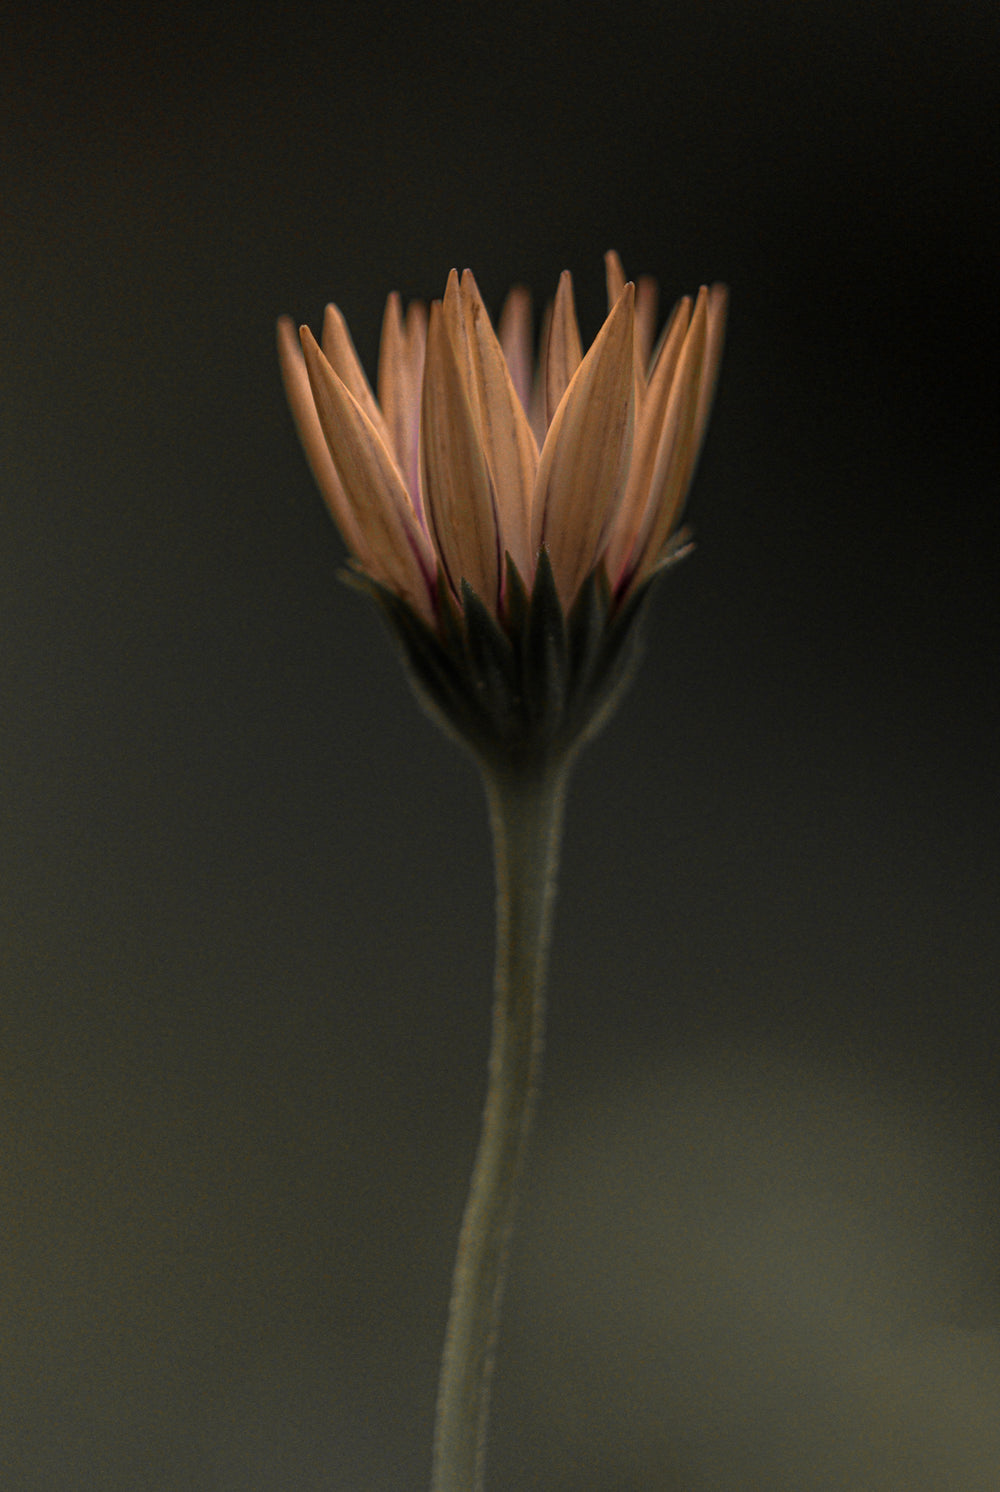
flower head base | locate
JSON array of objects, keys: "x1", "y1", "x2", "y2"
[{"x1": 279, "y1": 254, "x2": 726, "y2": 766}]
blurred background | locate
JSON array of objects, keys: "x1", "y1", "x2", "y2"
[{"x1": 2, "y1": 1, "x2": 998, "y2": 1487}]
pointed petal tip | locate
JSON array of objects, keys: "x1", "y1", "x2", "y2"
[
  {"x1": 605, "y1": 278, "x2": 635, "y2": 326},
  {"x1": 533, "y1": 268, "x2": 637, "y2": 608}
]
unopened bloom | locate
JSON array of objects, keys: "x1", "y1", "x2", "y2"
[{"x1": 278, "y1": 254, "x2": 725, "y2": 763}]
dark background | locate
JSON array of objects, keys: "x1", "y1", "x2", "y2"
[{"x1": 2, "y1": 2, "x2": 998, "y2": 1487}]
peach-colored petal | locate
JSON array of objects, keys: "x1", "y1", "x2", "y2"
[
  {"x1": 628, "y1": 286, "x2": 711, "y2": 584},
  {"x1": 458, "y1": 269, "x2": 538, "y2": 584},
  {"x1": 604, "y1": 249, "x2": 626, "y2": 309},
  {"x1": 529, "y1": 298, "x2": 551, "y2": 447},
  {"x1": 277, "y1": 316, "x2": 370, "y2": 564},
  {"x1": 545, "y1": 270, "x2": 583, "y2": 428},
  {"x1": 404, "y1": 299, "x2": 428, "y2": 379},
  {"x1": 402, "y1": 299, "x2": 426, "y2": 516},
  {"x1": 606, "y1": 250, "x2": 657, "y2": 398},
  {"x1": 624, "y1": 283, "x2": 725, "y2": 594},
  {"x1": 602, "y1": 295, "x2": 692, "y2": 585},
  {"x1": 691, "y1": 284, "x2": 728, "y2": 460},
  {"x1": 497, "y1": 284, "x2": 533, "y2": 418},
  {"x1": 403, "y1": 300, "x2": 428, "y2": 508},
  {"x1": 439, "y1": 270, "x2": 487, "y2": 467},
  {"x1": 321, "y1": 302, "x2": 393, "y2": 454},
  {"x1": 532, "y1": 284, "x2": 636, "y2": 610},
  {"x1": 440, "y1": 267, "x2": 465, "y2": 342},
  {"x1": 440, "y1": 269, "x2": 476, "y2": 408},
  {"x1": 300, "y1": 326, "x2": 436, "y2": 622},
  {"x1": 280, "y1": 260, "x2": 724, "y2": 641},
  {"x1": 377, "y1": 291, "x2": 423, "y2": 515},
  {"x1": 420, "y1": 300, "x2": 501, "y2": 612},
  {"x1": 635, "y1": 275, "x2": 660, "y2": 379},
  {"x1": 376, "y1": 291, "x2": 407, "y2": 465}
]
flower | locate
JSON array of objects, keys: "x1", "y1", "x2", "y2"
[{"x1": 278, "y1": 254, "x2": 726, "y2": 762}]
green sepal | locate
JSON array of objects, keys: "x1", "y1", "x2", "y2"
[
  {"x1": 563, "y1": 564, "x2": 612, "y2": 728},
  {"x1": 435, "y1": 561, "x2": 467, "y2": 656},
  {"x1": 341, "y1": 540, "x2": 685, "y2": 767},
  {"x1": 521, "y1": 547, "x2": 567, "y2": 739},
  {"x1": 460, "y1": 579, "x2": 520, "y2": 738},
  {"x1": 341, "y1": 567, "x2": 491, "y2": 750},
  {"x1": 501, "y1": 552, "x2": 530, "y2": 639},
  {"x1": 571, "y1": 573, "x2": 656, "y2": 746}
]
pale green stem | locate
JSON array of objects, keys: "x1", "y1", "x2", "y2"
[{"x1": 431, "y1": 759, "x2": 570, "y2": 1492}]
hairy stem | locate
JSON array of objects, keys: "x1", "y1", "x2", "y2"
[{"x1": 431, "y1": 760, "x2": 569, "y2": 1492}]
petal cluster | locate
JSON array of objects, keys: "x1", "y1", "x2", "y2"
[{"x1": 278, "y1": 253, "x2": 726, "y2": 630}]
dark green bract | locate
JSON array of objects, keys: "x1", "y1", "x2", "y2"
[{"x1": 346, "y1": 542, "x2": 688, "y2": 771}]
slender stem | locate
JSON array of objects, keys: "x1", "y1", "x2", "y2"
[{"x1": 431, "y1": 759, "x2": 569, "y2": 1492}]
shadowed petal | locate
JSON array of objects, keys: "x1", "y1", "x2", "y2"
[
  {"x1": 277, "y1": 317, "x2": 370, "y2": 562},
  {"x1": 604, "y1": 249, "x2": 626, "y2": 307},
  {"x1": 300, "y1": 326, "x2": 436, "y2": 622},
  {"x1": 622, "y1": 283, "x2": 725, "y2": 592},
  {"x1": 692, "y1": 284, "x2": 728, "y2": 461},
  {"x1": 403, "y1": 300, "x2": 428, "y2": 507},
  {"x1": 529, "y1": 297, "x2": 551, "y2": 447},
  {"x1": 605, "y1": 250, "x2": 658, "y2": 398},
  {"x1": 378, "y1": 292, "x2": 424, "y2": 517},
  {"x1": 281, "y1": 258, "x2": 724, "y2": 657},
  {"x1": 545, "y1": 270, "x2": 583, "y2": 427},
  {"x1": 321, "y1": 302, "x2": 393, "y2": 454},
  {"x1": 635, "y1": 275, "x2": 660, "y2": 379},
  {"x1": 441, "y1": 266, "x2": 468, "y2": 360},
  {"x1": 459, "y1": 269, "x2": 538, "y2": 584},
  {"x1": 532, "y1": 284, "x2": 636, "y2": 610},
  {"x1": 404, "y1": 299, "x2": 428, "y2": 382},
  {"x1": 628, "y1": 286, "x2": 710, "y2": 582},
  {"x1": 602, "y1": 295, "x2": 692, "y2": 585},
  {"x1": 376, "y1": 292, "x2": 407, "y2": 466},
  {"x1": 497, "y1": 285, "x2": 533, "y2": 417},
  {"x1": 439, "y1": 269, "x2": 479, "y2": 434},
  {"x1": 420, "y1": 299, "x2": 502, "y2": 612}
]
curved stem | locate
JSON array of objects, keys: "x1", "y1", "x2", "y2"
[{"x1": 431, "y1": 760, "x2": 569, "y2": 1492}]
